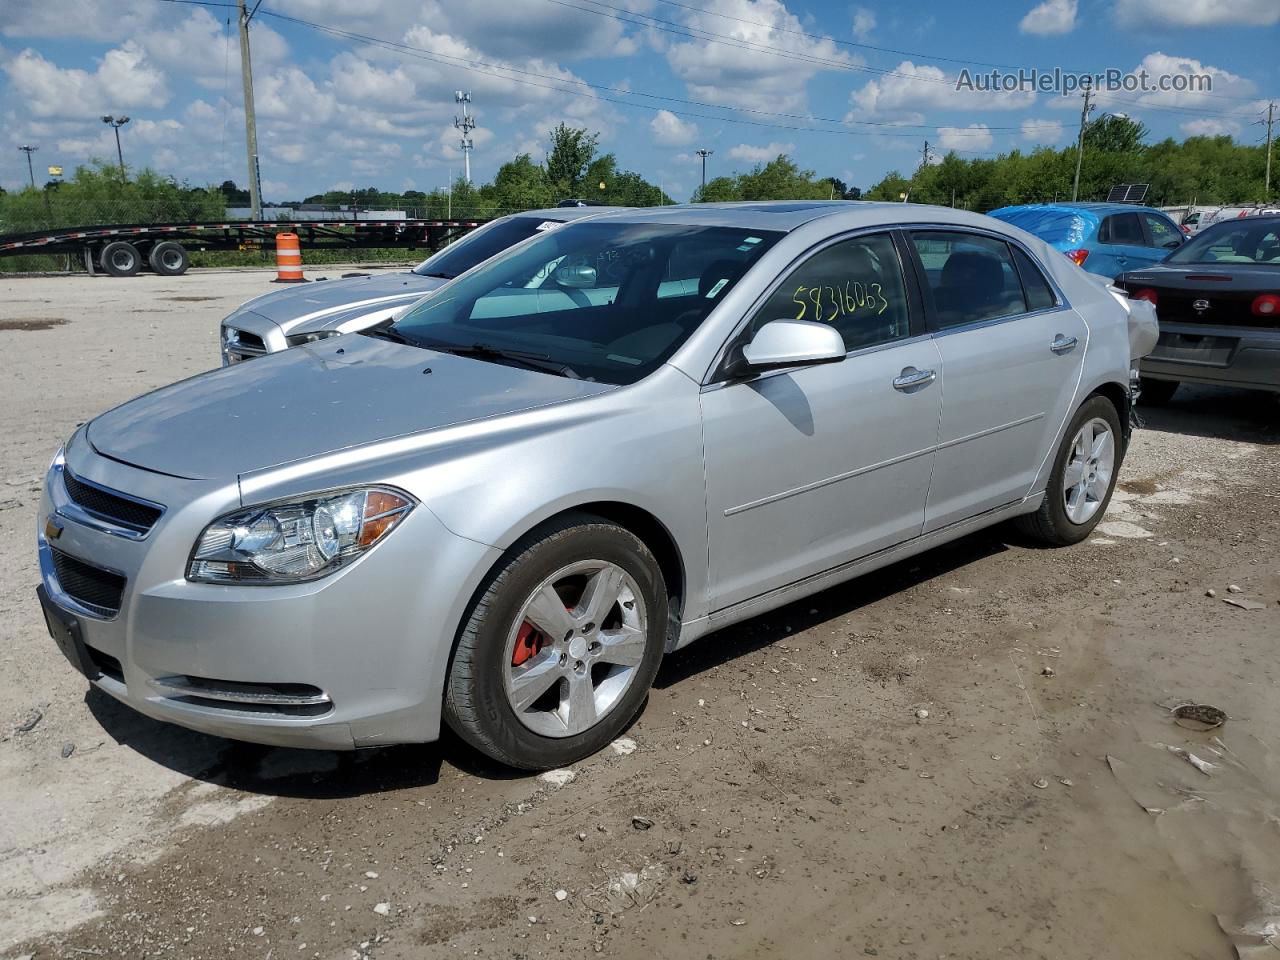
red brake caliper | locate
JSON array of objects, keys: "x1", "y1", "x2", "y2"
[{"x1": 512, "y1": 622, "x2": 546, "y2": 666}]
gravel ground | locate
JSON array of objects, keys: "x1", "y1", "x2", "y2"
[{"x1": 2, "y1": 268, "x2": 1278, "y2": 960}]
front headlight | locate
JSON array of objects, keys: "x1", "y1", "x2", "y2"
[
  {"x1": 286, "y1": 330, "x2": 340, "y2": 347},
  {"x1": 188, "y1": 486, "x2": 414, "y2": 584}
]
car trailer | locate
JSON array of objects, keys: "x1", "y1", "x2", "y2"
[{"x1": 0, "y1": 218, "x2": 491, "y2": 277}]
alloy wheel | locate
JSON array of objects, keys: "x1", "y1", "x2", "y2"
[{"x1": 1062, "y1": 417, "x2": 1114, "y2": 525}]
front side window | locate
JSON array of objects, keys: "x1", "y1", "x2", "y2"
[
  {"x1": 412, "y1": 216, "x2": 562, "y2": 280},
  {"x1": 392, "y1": 222, "x2": 781, "y2": 384},
  {"x1": 750, "y1": 233, "x2": 911, "y2": 351},
  {"x1": 910, "y1": 231, "x2": 1028, "y2": 329},
  {"x1": 1099, "y1": 213, "x2": 1143, "y2": 245},
  {"x1": 1142, "y1": 214, "x2": 1182, "y2": 249}
]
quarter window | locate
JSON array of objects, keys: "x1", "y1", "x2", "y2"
[
  {"x1": 1011, "y1": 246, "x2": 1058, "y2": 311},
  {"x1": 910, "y1": 231, "x2": 1028, "y2": 329},
  {"x1": 751, "y1": 233, "x2": 910, "y2": 352}
]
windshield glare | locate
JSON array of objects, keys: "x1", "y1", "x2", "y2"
[
  {"x1": 411, "y1": 216, "x2": 560, "y2": 279},
  {"x1": 393, "y1": 222, "x2": 782, "y2": 384},
  {"x1": 1166, "y1": 220, "x2": 1280, "y2": 265}
]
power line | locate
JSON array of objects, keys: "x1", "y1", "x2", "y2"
[{"x1": 257, "y1": 8, "x2": 1030, "y2": 144}]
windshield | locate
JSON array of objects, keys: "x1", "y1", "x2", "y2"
[
  {"x1": 391, "y1": 221, "x2": 782, "y2": 384},
  {"x1": 411, "y1": 216, "x2": 562, "y2": 279},
  {"x1": 1167, "y1": 220, "x2": 1280, "y2": 265}
]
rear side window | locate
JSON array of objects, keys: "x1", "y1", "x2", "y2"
[
  {"x1": 910, "y1": 232, "x2": 1028, "y2": 329},
  {"x1": 751, "y1": 232, "x2": 911, "y2": 351},
  {"x1": 1011, "y1": 246, "x2": 1058, "y2": 311},
  {"x1": 1099, "y1": 213, "x2": 1143, "y2": 245}
]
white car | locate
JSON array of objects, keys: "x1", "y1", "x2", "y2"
[{"x1": 220, "y1": 206, "x2": 627, "y2": 364}]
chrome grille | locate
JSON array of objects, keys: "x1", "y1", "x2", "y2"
[{"x1": 223, "y1": 327, "x2": 268, "y2": 363}]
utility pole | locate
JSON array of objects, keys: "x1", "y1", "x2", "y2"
[
  {"x1": 696, "y1": 149, "x2": 713, "y2": 195},
  {"x1": 18, "y1": 145, "x2": 37, "y2": 189},
  {"x1": 454, "y1": 92, "x2": 475, "y2": 185},
  {"x1": 101, "y1": 116, "x2": 130, "y2": 176},
  {"x1": 919, "y1": 140, "x2": 933, "y2": 172},
  {"x1": 1265, "y1": 101, "x2": 1275, "y2": 200},
  {"x1": 237, "y1": 0, "x2": 263, "y2": 220},
  {"x1": 1072, "y1": 83, "x2": 1094, "y2": 202}
]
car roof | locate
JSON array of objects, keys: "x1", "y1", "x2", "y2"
[
  {"x1": 568, "y1": 200, "x2": 949, "y2": 231},
  {"x1": 512, "y1": 206, "x2": 631, "y2": 221},
  {"x1": 990, "y1": 202, "x2": 1170, "y2": 217}
]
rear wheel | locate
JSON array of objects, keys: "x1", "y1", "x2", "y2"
[
  {"x1": 444, "y1": 514, "x2": 668, "y2": 770},
  {"x1": 99, "y1": 241, "x2": 140, "y2": 277},
  {"x1": 1138, "y1": 377, "x2": 1178, "y2": 405},
  {"x1": 147, "y1": 241, "x2": 189, "y2": 276},
  {"x1": 1015, "y1": 395, "x2": 1122, "y2": 546}
]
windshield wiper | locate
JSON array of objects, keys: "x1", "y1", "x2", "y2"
[
  {"x1": 362, "y1": 317, "x2": 420, "y2": 347},
  {"x1": 431, "y1": 342, "x2": 582, "y2": 379},
  {"x1": 417, "y1": 271, "x2": 454, "y2": 280}
]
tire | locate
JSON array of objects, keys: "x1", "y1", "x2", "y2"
[
  {"x1": 444, "y1": 513, "x2": 668, "y2": 770},
  {"x1": 147, "y1": 241, "x2": 188, "y2": 276},
  {"x1": 99, "y1": 241, "x2": 141, "y2": 277},
  {"x1": 1138, "y1": 377, "x2": 1178, "y2": 405},
  {"x1": 1015, "y1": 395, "x2": 1123, "y2": 547}
]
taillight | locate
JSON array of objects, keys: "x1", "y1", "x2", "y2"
[
  {"x1": 1066, "y1": 248, "x2": 1089, "y2": 266},
  {"x1": 1132, "y1": 288, "x2": 1158, "y2": 305},
  {"x1": 1253, "y1": 294, "x2": 1280, "y2": 317}
]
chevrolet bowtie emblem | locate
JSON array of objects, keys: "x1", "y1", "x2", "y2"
[
  {"x1": 44, "y1": 516, "x2": 64, "y2": 540},
  {"x1": 1193, "y1": 299, "x2": 1210, "y2": 312}
]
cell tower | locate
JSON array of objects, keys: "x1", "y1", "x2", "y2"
[{"x1": 454, "y1": 91, "x2": 476, "y2": 184}]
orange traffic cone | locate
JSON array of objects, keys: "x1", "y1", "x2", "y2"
[{"x1": 272, "y1": 232, "x2": 306, "y2": 283}]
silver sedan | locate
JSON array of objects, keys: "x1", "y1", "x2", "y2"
[{"x1": 36, "y1": 201, "x2": 1141, "y2": 769}]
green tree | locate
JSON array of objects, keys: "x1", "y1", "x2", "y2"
[{"x1": 545, "y1": 123, "x2": 600, "y2": 197}]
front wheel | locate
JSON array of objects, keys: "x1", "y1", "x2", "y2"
[
  {"x1": 1015, "y1": 395, "x2": 1122, "y2": 546},
  {"x1": 444, "y1": 514, "x2": 668, "y2": 770}
]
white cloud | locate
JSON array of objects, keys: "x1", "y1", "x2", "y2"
[
  {"x1": 1019, "y1": 0, "x2": 1077, "y2": 35},
  {"x1": 1115, "y1": 0, "x2": 1280, "y2": 26},
  {"x1": 937, "y1": 123, "x2": 992, "y2": 151},
  {"x1": 650, "y1": 110, "x2": 698, "y2": 146},
  {"x1": 852, "y1": 7, "x2": 876, "y2": 40},
  {"x1": 1, "y1": 0, "x2": 158, "y2": 42},
  {"x1": 665, "y1": 0, "x2": 859, "y2": 112},
  {"x1": 1181, "y1": 117, "x2": 1242, "y2": 136},
  {"x1": 728, "y1": 141, "x2": 795, "y2": 163},
  {"x1": 3, "y1": 43, "x2": 169, "y2": 118},
  {"x1": 1121, "y1": 52, "x2": 1255, "y2": 108},
  {"x1": 1021, "y1": 117, "x2": 1064, "y2": 142},
  {"x1": 850, "y1": 60, "x2": 1035, "y2": 119},
  {"x1": 138, "y1": 9, "x2": 288, "y2": 89}
]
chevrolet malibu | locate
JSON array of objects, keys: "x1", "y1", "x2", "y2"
[
  {"x1": 37, "y1": 202, "x2": 1143, "y2": 770},
  {"x1": 220, "y1": 206, "x2": 627, "y2": 363}
]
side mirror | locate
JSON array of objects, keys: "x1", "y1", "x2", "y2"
[
  {"x1": 553, "y1": 263, "x2": 597, "y2": 288},
  {"x1": 728, "y1": 319, "x2": 845, "y2": 377}
]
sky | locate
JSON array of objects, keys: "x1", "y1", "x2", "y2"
[{"x1": 1, "y1": 0, "x2": 1277, "y2": 203}]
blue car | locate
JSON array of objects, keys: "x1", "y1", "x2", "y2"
[{"x1": 987, "y1": 203, "x2": 1185, "y2": 280}]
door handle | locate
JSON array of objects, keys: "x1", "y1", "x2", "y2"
[
  {"x1": 892, "y1": 366, "x2": 936, "y2": 391},
  {"x1": 1050, "y1": 334, "x2": 1078, "y2": 354}
]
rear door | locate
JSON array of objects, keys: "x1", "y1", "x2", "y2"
[
  {"x1": 700, "y1": 230, "x2": 942, "y2": 611},
  {"x1": 1095, "y1": 212, "x2": 1148, "y2": 278},
  {"x1": 907, "y1": 230, "x2": 1087, "y2": 532}
]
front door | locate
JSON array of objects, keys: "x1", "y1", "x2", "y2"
[
  {"x1": 701, "y1": 231, "x2": 943, "y2": 612},
  {"x1": 907, "y1": 230, "x2": 1087, "y2": 532}
]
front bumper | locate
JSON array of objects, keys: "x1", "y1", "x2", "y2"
[
  {"x1": 36, "y1": 439, "x2": 501, "y2": 749},
  {"x1": 1142, "y1": 320, "x2": 1280, "y2": 392}
]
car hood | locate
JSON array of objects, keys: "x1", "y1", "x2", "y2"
[
  {"x1": 234, "y1": 272, "x2": 447, "y2": 330},
  {"x1": 87, "y1": 335, "x2": 615, "y2": 481}
]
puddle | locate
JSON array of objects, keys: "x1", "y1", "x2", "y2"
[
  {"x1": 0, "y1": 317, "x2": 68, "y2": 331},
  {"x1": 1109, "y1": 729, "x2": 1280, "y2": 957}
]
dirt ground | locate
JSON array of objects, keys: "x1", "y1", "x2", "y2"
[{"x1": 2, "y1": 267, "x2": 1278, "y2": 960}]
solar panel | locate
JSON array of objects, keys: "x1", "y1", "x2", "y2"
[{"x1": 1106, "y1": 184, "x2": 1151, "y2": 204}]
